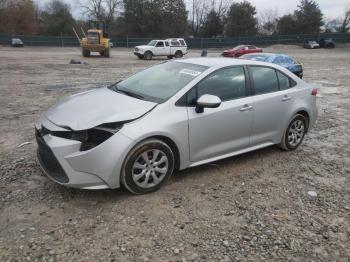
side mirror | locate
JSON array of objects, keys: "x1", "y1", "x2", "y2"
[{"x1": 195, "y1": 94, "x2": 222, "y2": 113}]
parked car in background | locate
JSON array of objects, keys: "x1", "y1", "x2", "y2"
[
  {"x1": 134, "y1": 38, "x2": 188, "y2": 60},
  {"x1": 304, "y1": 41, "x2": 320, "y2": 49},
  {"x1": 11, "y1": 38, "x2": 24, "y2": 47},
  {"x1": 222, "y1": 45, "x2": 262, "y2": 58},
  {"x1": 319, "y1": 38, "x2": 336, "y2": 48},
  {"x1": 241, "y1": 53, "x2": 304, "y2": 78},
  {"x1": 35, "y1": 58, "x2": 317, "y2": 194}
]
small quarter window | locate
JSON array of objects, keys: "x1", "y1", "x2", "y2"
[{"x1": 276, "y1": 71, "x2": 290, "y2": 90}]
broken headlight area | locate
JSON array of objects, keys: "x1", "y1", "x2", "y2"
[{"x1": 39, "y1": 122, "x2": 124, "y2": 151}]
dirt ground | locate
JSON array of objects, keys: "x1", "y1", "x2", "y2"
[{"x1": 0, "y1": 45, "x2": 349, "y2": 261}]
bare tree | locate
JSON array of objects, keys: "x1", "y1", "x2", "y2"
[
  {"x1": 80, "y1": 0, "x2": 122, "y2": 25},
  {"x1": 190, "y1": 0, "x2": 229, "y2": 37},
  {"x1": 190, "y1": 0, "x2": 207, "y2": 37},
  {"x1": 338, "y1": 6, "x2": 350, "y2": 33},
  {"x1": 258, "y1": 8, "x2": 279, "y2": 35}
]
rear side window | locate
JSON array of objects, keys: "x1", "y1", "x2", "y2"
[
  {"x1": 276, "y1": 71, "x2": 290, "y2": 90},
  {"x1": 171, "y1": 40, "x2": 180, "y2": 46},
  {"x1": 179, "y1": 40, "x2": 186, "y2": 46},
  {"x1": 250, "y1": 66, "x2": 279, "y2": 95},
  {"x1": 196, "y1": 67, "x2": 246, "y2": 102}
]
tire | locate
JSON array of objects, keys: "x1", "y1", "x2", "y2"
[
  {"x1": 279, "y1": 114, "x2": 307, "y2": 151},
  {"x1": 144, "y1": 51, "x2": 152, "y2": 60},
  {"x1": 121, "y1": 139, "x2": 175, "y2": 194},
  {"x1": 174, "y1": 51, "x2": 183, "y2": 59},
  {"x1": 82, "y1": 49, "x2": 90, "y2": 57},
  {"x1": 167, "y1": 55, "x2": 174, "y2": 59}
]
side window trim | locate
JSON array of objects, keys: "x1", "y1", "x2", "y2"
[{"x1": 175, "y1": 65, "x2": 248, "y2": 107}]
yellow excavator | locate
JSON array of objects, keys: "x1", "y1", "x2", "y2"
[{"x1": 73, "y1": 21, "x2": 110, "y2": 58}]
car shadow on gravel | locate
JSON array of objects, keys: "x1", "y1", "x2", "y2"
[{"x1": 33, "y1": 145, "x2": 282, "y2": 204}]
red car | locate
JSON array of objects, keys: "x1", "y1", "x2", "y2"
[{"x1": 222, "y1": 45, "x2": 263, "y2": 58}]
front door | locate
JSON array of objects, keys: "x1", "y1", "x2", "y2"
[
  {"x1": 154, "y1": 41, "x2": 167, "y2": 55},
  {"x1": 187, "y1": 66, "x2": 254, "y2": 162}
]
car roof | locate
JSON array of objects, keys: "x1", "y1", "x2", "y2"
[{"x1": 177, "y1": 57, "x2": 279, "y2": 68}]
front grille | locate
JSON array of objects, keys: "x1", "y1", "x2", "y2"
[{"x1": 35, "y1": 128, "x2": 69, "y2": 183}]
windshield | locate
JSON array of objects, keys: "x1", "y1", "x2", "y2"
[
  {"x1": 147, "y1": 40, "x2": 157, "y2": 46},
  {"x1": 233, "y1": 45, "x2": 245, "y2": 50},
  {"x1": 241, "y1": 54, "x2": 270, "y2": 62},
  {"x1": 109, "y1": 62, "x2": 208, "y2": 103}
]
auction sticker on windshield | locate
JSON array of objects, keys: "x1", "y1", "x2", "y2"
[{"x1": 179, "y1": 68, "x2": 202, "y2": 77}]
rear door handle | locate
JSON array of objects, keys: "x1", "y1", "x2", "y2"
[
  {"x1": 240, "y1": 104, "x2": 253, "y2": 111},
  {"x1": 282, "y1": 96, "x2": 292, "y2": 102}
]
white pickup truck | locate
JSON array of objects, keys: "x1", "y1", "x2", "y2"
[{"x1": 134, "y1": 38, "x2": 188, "y2": 60}]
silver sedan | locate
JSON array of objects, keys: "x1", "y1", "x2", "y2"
[{"x1": 35, "y1": 58, "x2": 318, "y2": 194}]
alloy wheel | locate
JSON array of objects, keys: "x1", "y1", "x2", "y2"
[
  {"x1": 132, "y1": 149, "x2": 169, "y2": 189},
  {"x1": 287, "y1": 119, "x2": 305, "y2": 147}
]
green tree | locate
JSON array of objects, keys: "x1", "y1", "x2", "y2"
[
  {"x1": 277, "y1": 14, "x2": 298, "y2": 34},
  {"x1": 122, "y1": 0, "x2": 187, "y2": 37},
  {"x1": 225, "y1": 1, "x2": 257, "y2": 36},
  {"x1": 294, "y1": 0, "x2": 323, "y2": 34},
  {"x1": 40, "y1": 0, "x2": 75, "y2": 36},
  {"x1": 201, "y1": 9, "x2": 223, "y2": 37}
]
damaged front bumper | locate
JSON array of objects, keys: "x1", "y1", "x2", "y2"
[{"x1": 35, "y1": 117, "x2": 135, "y2": 189}]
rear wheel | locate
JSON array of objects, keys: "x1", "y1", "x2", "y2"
[
  {"x1": 144, "y1": 51, "x2": 152, "y2": 60},
  {"x1": 174, "y1": 51, "x2": 183, "y2": 58},
  {"x1": 82, "y1": 49, "x2": 90, "y2": 57},
  {"x1": 279, "y1": 114, "x2": 307, "y2": 151},
  {"x1": 121, "y1": 139, "x2": 175, "y2": 194}
]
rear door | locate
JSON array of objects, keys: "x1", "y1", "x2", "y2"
[{"x1": 248, "y1": 66, "x2": 297, "y2": 145}]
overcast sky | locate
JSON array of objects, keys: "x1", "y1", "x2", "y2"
[{"x1": 38, "y1": 0, "x2": 350, "y2": 20}]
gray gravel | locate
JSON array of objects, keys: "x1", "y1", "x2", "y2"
[{"x1": 0, "y1": 46, "x2": 349, "y2": 261}]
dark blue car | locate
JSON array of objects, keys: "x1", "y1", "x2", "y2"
[{"x1": 240, "y1": 53, "x2": 303, "y2": 78}]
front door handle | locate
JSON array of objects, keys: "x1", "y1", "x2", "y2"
[
  {"x1": 240, "y1": 104, "x2": 253, "y2": 111},
  {"x1": 282, "y1": 95, "x2": 292, "y2": 102}
]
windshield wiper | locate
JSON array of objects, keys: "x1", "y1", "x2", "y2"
[
  {"x1": 108, "y1": 83, "x2": 145, "y2": 100},
  {"x1": 117, "y1": 89, "x2": 145, "y2": 100}
]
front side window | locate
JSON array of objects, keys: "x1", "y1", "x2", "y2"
[
  {"x1": 156, "y1": 41, "x2": 164, "y2": 47},
  {"x1": 109, "y1": 62, "x2": 208, "y2": 103},
  {"x1": 250, "y1": 66, "x2": 279, "y2": 95},
  {"x1": 196, "y1": 67, "x2": 246, "y2": 102}
]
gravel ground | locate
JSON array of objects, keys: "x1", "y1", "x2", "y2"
[{"x1": 0, "y1": 45, "x2": 349, "y2": 261}]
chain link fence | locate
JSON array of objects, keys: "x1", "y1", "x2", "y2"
[{"x1": 1, "y1": 33, "x2": 349, "y2": 48}]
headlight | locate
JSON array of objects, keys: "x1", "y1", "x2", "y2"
[{"x1": 46, "y1": 122, "x2": 125, "y2": 151}]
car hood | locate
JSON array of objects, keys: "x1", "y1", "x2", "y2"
[
  {"x1": 136, "y1": 45, "x2": 151, "y2": 49},
  {"x1": 45, "y1": 87, "x2": 157, "y2": 131}
]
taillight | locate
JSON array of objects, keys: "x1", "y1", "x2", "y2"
[{"x1": 311, "y1": 88, "x2": 317, "y2": 96}]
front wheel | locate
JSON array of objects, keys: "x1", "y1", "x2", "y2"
[
  {"x1": 144, "y1": 51, "x2": 152, "y2": 60},
  {"x1": 121, "y1": 139, "x2": 175, "y2": 194},
  {"x1": 279, "y1": 114, "x2": 307, "y2": 151}
]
